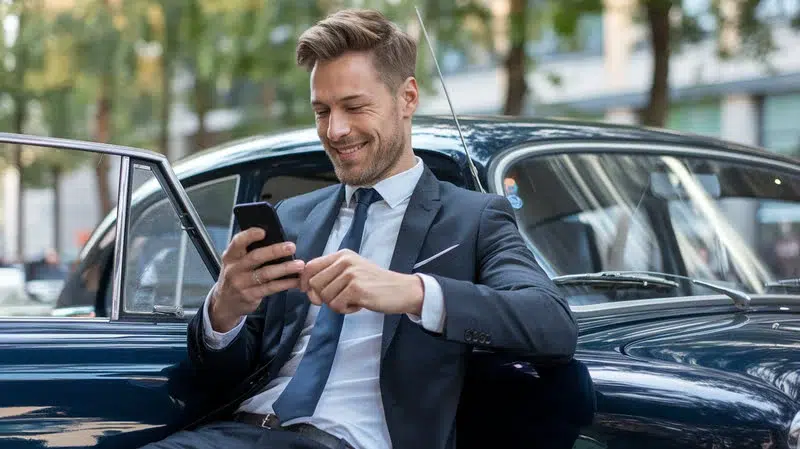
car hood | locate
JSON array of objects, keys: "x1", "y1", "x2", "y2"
[{"x1": 612, "y1": 312, "x2": 800, "y2": 402}]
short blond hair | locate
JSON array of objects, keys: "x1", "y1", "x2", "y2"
[{"x1": 296, "y1": 9, "x2": 417, "y2": 92}]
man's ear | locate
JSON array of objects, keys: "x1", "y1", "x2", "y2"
[{"x1": 399, "y1": 77, "x2": 419, "y2": 118}]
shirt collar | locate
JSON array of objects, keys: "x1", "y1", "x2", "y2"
[{"x1": 344, "y1": 156, "x2": 424, "y2": 209}]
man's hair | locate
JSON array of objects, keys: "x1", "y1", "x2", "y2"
[{"x1": 296, "y1": 9, "x2": 417, "y2": 93}]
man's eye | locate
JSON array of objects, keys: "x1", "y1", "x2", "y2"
[
  {"x1": 315, "y1": 110, "x2": 329, "y2": 117},
  {"x1": 347, "y1": 105, "x2": 364, "y2": 112}
]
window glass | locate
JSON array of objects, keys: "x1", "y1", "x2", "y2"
[
  {"x1": 502, "y1": 150, "x2": 800, "y2": 304},
  {"x1": 0, "y1": 144, "x2": 121, "y2": 318},
  {"x1": 123, "y1": 167, "x2": 238, "y2": 316}
]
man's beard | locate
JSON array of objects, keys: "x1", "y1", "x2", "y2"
[{"x1": 330, "y1": 122, "x2": 405, "y2": 186}]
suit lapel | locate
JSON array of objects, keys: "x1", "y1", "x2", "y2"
[
  {"x1": 381, "y1": 167, "x2": 441, "y2": 359},
  {"x1": 279, "y1": 185, "x2": 345, "y2": 350}
]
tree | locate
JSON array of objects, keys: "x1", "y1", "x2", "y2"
[
  {"x1": 0, "y1": 0, "x2": 50, "y2": 260},
  {"x1": 23, "y1": 10, "x2": 93, "y2": 256},
  {"x1": 504, "y1": 0, "x2": 529, "y2": 115},
  {"x1": 71, "y1": 0, "x2": 140, "y2": 217},
  {"x1": 179, "y1": 0, "x2": 250, "y2": 152},
  {"x1": 552, "y1": 0, "x2": 800, "y2": 127}
]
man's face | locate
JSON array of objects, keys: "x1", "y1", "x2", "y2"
[{"x1": 310, "y1": 51, "x2": 412, "y2": 186}]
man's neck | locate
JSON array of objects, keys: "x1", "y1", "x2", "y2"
[{"x1": 373, "y1": 149, "x2": 416, "y2": 185}]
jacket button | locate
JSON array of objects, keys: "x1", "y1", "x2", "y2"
[
  {"x1": 478, "y1": 334, "x2": 487, "y2": 344},
  {"x1": 464, "y1": 330, "x2": 473, "y2": 341}
]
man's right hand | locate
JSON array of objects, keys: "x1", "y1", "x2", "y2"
[{"x1": 209, "y1": 228, "x2": 305, "y2": 333}]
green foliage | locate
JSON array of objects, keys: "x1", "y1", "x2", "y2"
[{"x1": 551, "y1": 0, "x2": 603, "y2": 37}]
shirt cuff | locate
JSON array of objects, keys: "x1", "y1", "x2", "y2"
[
  {"x1": 202, "y1": 284, "x2": 245, "y2": 350},
  {"x1": 405, "y1": 273, "x2": 446, "y2": 334}
]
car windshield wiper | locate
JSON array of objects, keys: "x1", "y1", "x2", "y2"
[
  {"x1": 551, "y1": 271, "x2": 752, "y2": 310},
  {"x1": 764, "y1": 278, "x2": 800, "y2": 290},
  {"x1": 552, "y1": 272, "x2": 680, "y2": 289}
]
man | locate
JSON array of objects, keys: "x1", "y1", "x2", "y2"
[{"x1": 143, "y1": 8, "x2": 577, "y2": 449}]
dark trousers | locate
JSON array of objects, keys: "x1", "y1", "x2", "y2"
[{"x1": 139, "y1": 421, "x2": 339, "y2": 449}]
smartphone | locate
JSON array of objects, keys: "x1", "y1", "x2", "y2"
[{"x1": 232, "y1": 201, "x2": 296, "y2": 276}]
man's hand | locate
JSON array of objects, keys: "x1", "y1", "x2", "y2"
[
  {"x1": 299, "y1": 249, "x2": 424, "y2": 315},
  {"x1": 209, "y1": 228, "x2": 305, "y2": 332}
]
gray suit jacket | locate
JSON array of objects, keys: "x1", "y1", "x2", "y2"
[{"x1": 188, "y1": 165, "x2": 577, "y2": 449}]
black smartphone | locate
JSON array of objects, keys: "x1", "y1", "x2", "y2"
[{"x1": 232, "y1": 201, "x2": 296, "y2": 275}]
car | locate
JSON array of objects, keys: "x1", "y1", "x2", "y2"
[{"x1": 2, "y1": 114, "x2": 800, "y2": 449}]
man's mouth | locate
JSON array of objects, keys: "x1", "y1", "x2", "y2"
[{"x1": 333, "y1": 142, "x2": 368, "y2": 155}]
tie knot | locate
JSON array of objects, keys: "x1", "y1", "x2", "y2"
[{"x1": 354, "y1": 188, "x2": 382, "y2": 207}]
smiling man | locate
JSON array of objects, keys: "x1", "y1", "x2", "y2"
[{"x1": 141, "y1": 8, "x2": 577, "y2": 449}]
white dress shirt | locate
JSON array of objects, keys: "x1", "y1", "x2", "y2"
[{"x1": 201, "y1": 157, "x2": 445, "y2": 449}]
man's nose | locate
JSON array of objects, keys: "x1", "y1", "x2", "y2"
[{"x1": 327, "y1": 111, "x2": 351, "y2": 142}]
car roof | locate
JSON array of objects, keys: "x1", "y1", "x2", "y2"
[{"x1": 170, "y1": 114, "x2": 782, "y2": 182}]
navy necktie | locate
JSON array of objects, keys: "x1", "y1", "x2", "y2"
[{"x1": 272, "y1": 187, "x2": 383, "y2": 423}]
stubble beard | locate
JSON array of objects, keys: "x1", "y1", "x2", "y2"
[{"x1": 331, "y1": 121, "x2": 406, "y2": 187}]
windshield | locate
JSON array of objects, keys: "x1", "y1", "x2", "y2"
[{"x1": 500, "y1": 149, "x2": 800, "y2": 304}]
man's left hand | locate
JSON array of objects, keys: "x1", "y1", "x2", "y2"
[{"x1": 299, "y1": 249, "x2": 423, "y2": 315}]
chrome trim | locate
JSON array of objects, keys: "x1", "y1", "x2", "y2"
[
  {"x1": 0, "y1": 317, "x2": 110, "y2": 323},
  {"x1": 156, "y1": 158, "x2": 222, "y2": 278},
  {"x1": 571, "y1": 294, "x2": 800, "y2": 318},
  {"x1": 175, "y1": 230, "x2": 188, "y2": 306},
  {"x1": 489, "y1": 140, "x2": 800, "y2": 189},
  {"x1": 111, "y1": 156, "x2": 132, "y2": 321},
  {"x1": 0, "y1": 132, "x2": 165, "y2": 162},
  {"x1": 227, "y1": 174, "x2": 242, "y2": 248}
]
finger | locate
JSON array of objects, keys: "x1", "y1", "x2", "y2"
[
  {"x1": 245, "y1": 277, "x2": 301, "y2": 299},
  {"x1": 308, "y1": 255, "x2": 352, "y2": 297},
  {"x1": 307, "y1": 289, "x2": 323, "y2": 306},
  {"x1": 328, "y1": 286, "x2": 362, "y2": 314},
  {"x1": 318, "y1": 267, "x2": 355, "y2": 304},
  {"x1": 244, "y1": 241, "x2": 297, "y2": 270},
  {"x1": 222, "y1": 228, "x2": 265, "y2": 264},
  {"x1": 300, "y1": 251, "x2": 345, "y2": 292},
  {"x1": 255, "y1": 259, "x2": 305, "y2": 283}
]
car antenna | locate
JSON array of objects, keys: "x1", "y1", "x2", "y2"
[{"x1": 414, "y1": 6, "x2": 486, "y2": 193}]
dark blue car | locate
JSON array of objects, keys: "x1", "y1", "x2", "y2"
[{"x1": 2, "y1": 115, "x2": 800, "y2": 448}]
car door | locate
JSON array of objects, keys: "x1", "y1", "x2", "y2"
[{"x1": 0, "y1": 134, "x2": 225, "y2": 449}]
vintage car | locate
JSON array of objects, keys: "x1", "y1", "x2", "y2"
[{"x1": 2, "y1": 114, "x2": 800, "y2": 449}]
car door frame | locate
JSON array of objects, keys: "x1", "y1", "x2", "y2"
[
  {"x1": 0, "y1": 133, "x2": 227, "y2": 449},
  {"x1": 0, "y1": 132, "x2": 222, "y2": 299}
]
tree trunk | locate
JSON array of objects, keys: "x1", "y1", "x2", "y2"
[
  {"x1": 52, "y1": 166, "x2": 61, "y2": 255},
  {"x1": 503, "y1": 0, "x2": 528, "y2": 116},
  {"x1": 12, "y1": 5, "x2": 27, "y2": 262},
  {"x1": 94, "y1": 75, "x2": 114, "y2": 218},
  {"x1": 639, "y1": 0, "x2": 672, "y2": 127},
  {"x1": 159, "y1": 56, "x2": 172, "y2": 156},
  {"x1": 192, "y1": 78, "x2": 213, "y2": 153},
  {"x1": 12, "y1": 143, "x2": 24, "y2": 263}
]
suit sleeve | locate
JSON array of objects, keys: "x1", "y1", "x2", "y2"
[
  {"x1": 186, "y1": 199, "x2": 286, "y2": 389},
  {"x1": 187, "y1": 296, "x2": 267, "y2": 390},
  {"x1": 429, "y1": 195, "x2": 578, "y2": 360}
]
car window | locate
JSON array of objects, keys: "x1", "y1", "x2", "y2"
[
  {"x1": 257, "y1": 149, "x2": 466, "y2": 205},
  {"x1": 123, "y1": 169, "x2": 238, "y2": 318},
  {"x1": 53, "y1": 225, "x2": 116, "y2": 318},
  {"x1": 0, "y1": 144, "x2": 122, "y2": 318},
  {"x1": 498, "y1": 148, "x2": 800, "y2": 304},
  {"x1": 261, "y1": 171, "x2": 339, "y2": 204}
]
